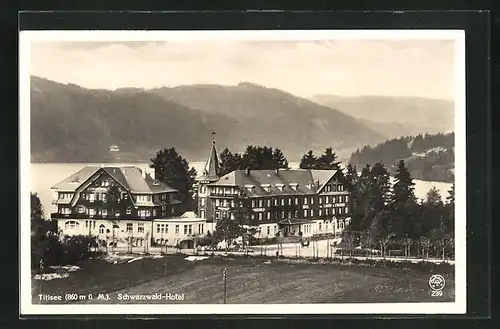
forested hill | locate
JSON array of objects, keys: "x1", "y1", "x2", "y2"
[
  {"x1": 30, "y1": 77, "x2": 385, "y2": 163},
  {"x1": 349, "y1": 132, "x2": 455, "y2": 182}
]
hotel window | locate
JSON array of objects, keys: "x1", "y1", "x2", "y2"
[
  {"x1": 251, "y1": 214, "x2": 255, "y2": 220},
  {"x1": 295, "y1": 197, "x2": 299, "y2": 205},
  {"x1": 89, "y1": 208, "x2": 96, "y2": 216},
  {"x1": 274, "y1": 226, "x2": 278, "y2": 234},
  {"x1": 102, "y1": 209, "x2": 107, "y2": 216},
  {"x1": 326, "y1": 223, "x2": 329, "y2": 231},
  {"x1": 200, "y1": 198, "x2": 206, "y2": 206},
  {"x1": 267, "y1": 226, "x2": 271, "y2": 235},
  {"x1": 319, "y1": 209, "x2": 323, "y2": 216},
  {"x1": 99, "y1": 225, "x2": 105, "y2": 234},
  {"x1": 200, "y1": 210, "x2": 206, "y2": 218},
  {"x1": 85, "y1": 221, "x2": 89, "y2": 228},
  {"x1": 258, "y1": 213, "x2": 263, "y2": 221},
  {"x1": 326, "y1": 185, "x2": 331, "y2": 192},
  {"x1": 319, "y1": 222, "x2": 322, "y2": 231},
  {"x1": 339, "y1": 185, "x2": 344, "y2": 192},
  {"x1": 89, "y1": 193, "x2": 95, "y2": 202},
  {"x1": 188, "y1": 225, "x2": 193, "y2": 235},
  {"x1": 304, "y1": 197, "x2": 308, "y2": 205},
  {"x1": 251, "y1": 200, "x2": 256, "y2": 208},
  {"x1": 310, "y1": 209, "x2": 314, "y2": 217},
  {"x1": 216, "y1": 199, "x2": 220, "y2": 207},
  {"x1": 138, "y1": 223, "x2": 144, "y2": 234},
  {"x1": 184, "y1": 225, "x2": 188, "y2": 235},
  {"x1": 303, "y1": 209, "x2": 308, "y2": 217},
  {"x1": 266, "y1": 199, "x2": 270, "y2": 207},
  {"x1": 281, "y1": 198, "x2": 285, "y2": 206},
  {"x1": 175, "y1": 225, "x2": 180, "y2": 234},
  {"x1": 156, "y1": 224, "x2": 161, "y2": 233},
  {"x1": 332, "y1": 185, "x2": 337, "y2": 192},
  {"x1": 332, "y1": 196, "x2": 337, "y2": 203},
  {"x1": 200, "y1": 185, "x2": 206, "y2": 194},
  {"x1": 294, "y1": 210, "x2": 299, "y2": 217},
  {"x1": 259, "y1": 200, "x2": 263, "y2": 207},
  {"x1": 93, "y1": 221, "x2": 96, "y2": 229},
  {"x1": 126, "y1": 223, "x2": 133, "y2": 233},
  {"x1": 319, "y1": 197, "x2": 323, "y2": 204},
  {"x1": 325, "y1": 196, "x2": 330, "y2": 204},
  {"x1": 215, "y1": 212, "x2": 220, "y2": 219},
  {"x1": 171, "y1": 207, "x2": 175, "y2": 214},
  {"x1": 288, "y1": 198, "x2": 292, "y2": 206},
  {"x1": 64, "y1": 221, "x2": 79, "y2": 230},
  {"x1": 310, "y1": 197, "x2": 314, "y2": 204},
  {"x1": 77, "y1": 206, "x2": 85, "y2": 214},
  {"x1": 345, "y1": 207, "x2": 349, "y2": 214},
  {"x1": 281, "y1": 211, "x2": 285, "y2": 219},
  {"x1": 267, "y1": 212, "x2": 271, "y2": 220}
]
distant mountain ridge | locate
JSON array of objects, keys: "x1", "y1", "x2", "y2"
[
  {"x1": 30, "y1": 77, "x2": 386, "y2": 163},
  {"x1": 311, "y1": 94, "x2": 454, "y2": 139}
]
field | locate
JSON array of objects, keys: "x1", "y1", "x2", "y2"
[{"x1": 33, "y1": 255, "x2": 454, "y2": 304}]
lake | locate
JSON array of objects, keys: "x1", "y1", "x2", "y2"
[{"x1": 29, "y1": 162, "x2": 451, "y2": 219}]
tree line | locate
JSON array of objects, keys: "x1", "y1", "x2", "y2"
[{"x1": 343, "y1": 160, "x2": 454, "y2": 260}]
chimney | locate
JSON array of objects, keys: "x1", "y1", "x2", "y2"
[{"x1": 246, "y1": 168, "x2": 250, "y2": 175}]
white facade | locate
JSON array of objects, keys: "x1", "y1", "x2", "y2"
[{"x1": 57, "y1": 218, "x2": 154, "y2": 247}]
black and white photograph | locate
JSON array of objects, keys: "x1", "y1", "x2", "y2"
[{"x1": 19, "y1": 29, "x2": 466, "y2": 315}]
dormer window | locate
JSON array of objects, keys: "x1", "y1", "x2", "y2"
[
  {"x1": 244, "y1": 184, "x2": 255, "y2": 193},
  {"x1": 275, "y1": 183, "x2": 285, "y2": 192},
  {"x1": 289, "y1": 183, "x2": 299, "y2": 191},
  {"x1": 260, "y1": 184, "x2": 271, "y2": 192}
]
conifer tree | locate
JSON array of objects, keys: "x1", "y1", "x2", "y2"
[
  {"x1": 345, "y1": 164, "x2": 359, "y2": 189},
  {"x1": 299, "y1": 150, "x2": 317, "y2": 169},
  {"x1": 392, "y1": 160, "x2": 417, "y2": 208},
  {"x1": 363, "y1": 163, "x2": 391, "y2": 231},
  {"x1": 444, "y1": 182, "x2": 455, "y2": 233},
  {"x1": 272, "y1": 148, "x2": 289, "y2": 169},
  {"x1": 391, "y1": 160, "x2": 418, "y2": 237},
  {"x1": 350, "y1": 165, "x2": 372, "y2": 231},
  {"x1": 315, "y1": 147, "x2": 341, "y2": 170},
  {"x1": 150, "y1": 147, "x2": 197, "y2": 210},
  {"x1": 218, "y1": 148, "x2": 243, "y2": 176}
]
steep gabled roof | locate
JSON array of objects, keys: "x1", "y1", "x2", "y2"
[
  {"x1": 51, "y1": 166, "x2": 177, "y2": 194},
  {"x1": 51, "y1": 166, "x2": 101, "y2": 191}
]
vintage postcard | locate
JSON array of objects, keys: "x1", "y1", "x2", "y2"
[{"x1": 19, "y1": 29, "x2": 466, "y2": 315}]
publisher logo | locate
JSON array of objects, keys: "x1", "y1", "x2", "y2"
[{"x1": 429, "y1": 274, "x2": 446, "y2": 291}]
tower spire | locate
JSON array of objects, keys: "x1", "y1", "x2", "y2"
[{"x1": 198, "y1": 131, "x2": 220, "y2": 181}]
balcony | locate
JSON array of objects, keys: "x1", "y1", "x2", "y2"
[
  {"x1": 209, "y1": 192, "x2": 240, "y2": 198},
  {"x1": 50, "y1": 213, "x2": 167, "y2": 220}
]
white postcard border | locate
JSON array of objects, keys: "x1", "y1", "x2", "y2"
[{"x1": 19, "y1": 29, "x2": 466, "y2": 315}]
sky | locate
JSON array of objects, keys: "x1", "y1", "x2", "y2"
[{"x1": 30, "y1": 39, "x2": 456, "y2": 99}]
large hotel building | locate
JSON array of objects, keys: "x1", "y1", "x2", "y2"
[
  {"x1": 195, "y1": 138, "x2": 352, "y2": 240},
  {"x1": 50, "y1": 138, "x2": 352, "y2": 248}
]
